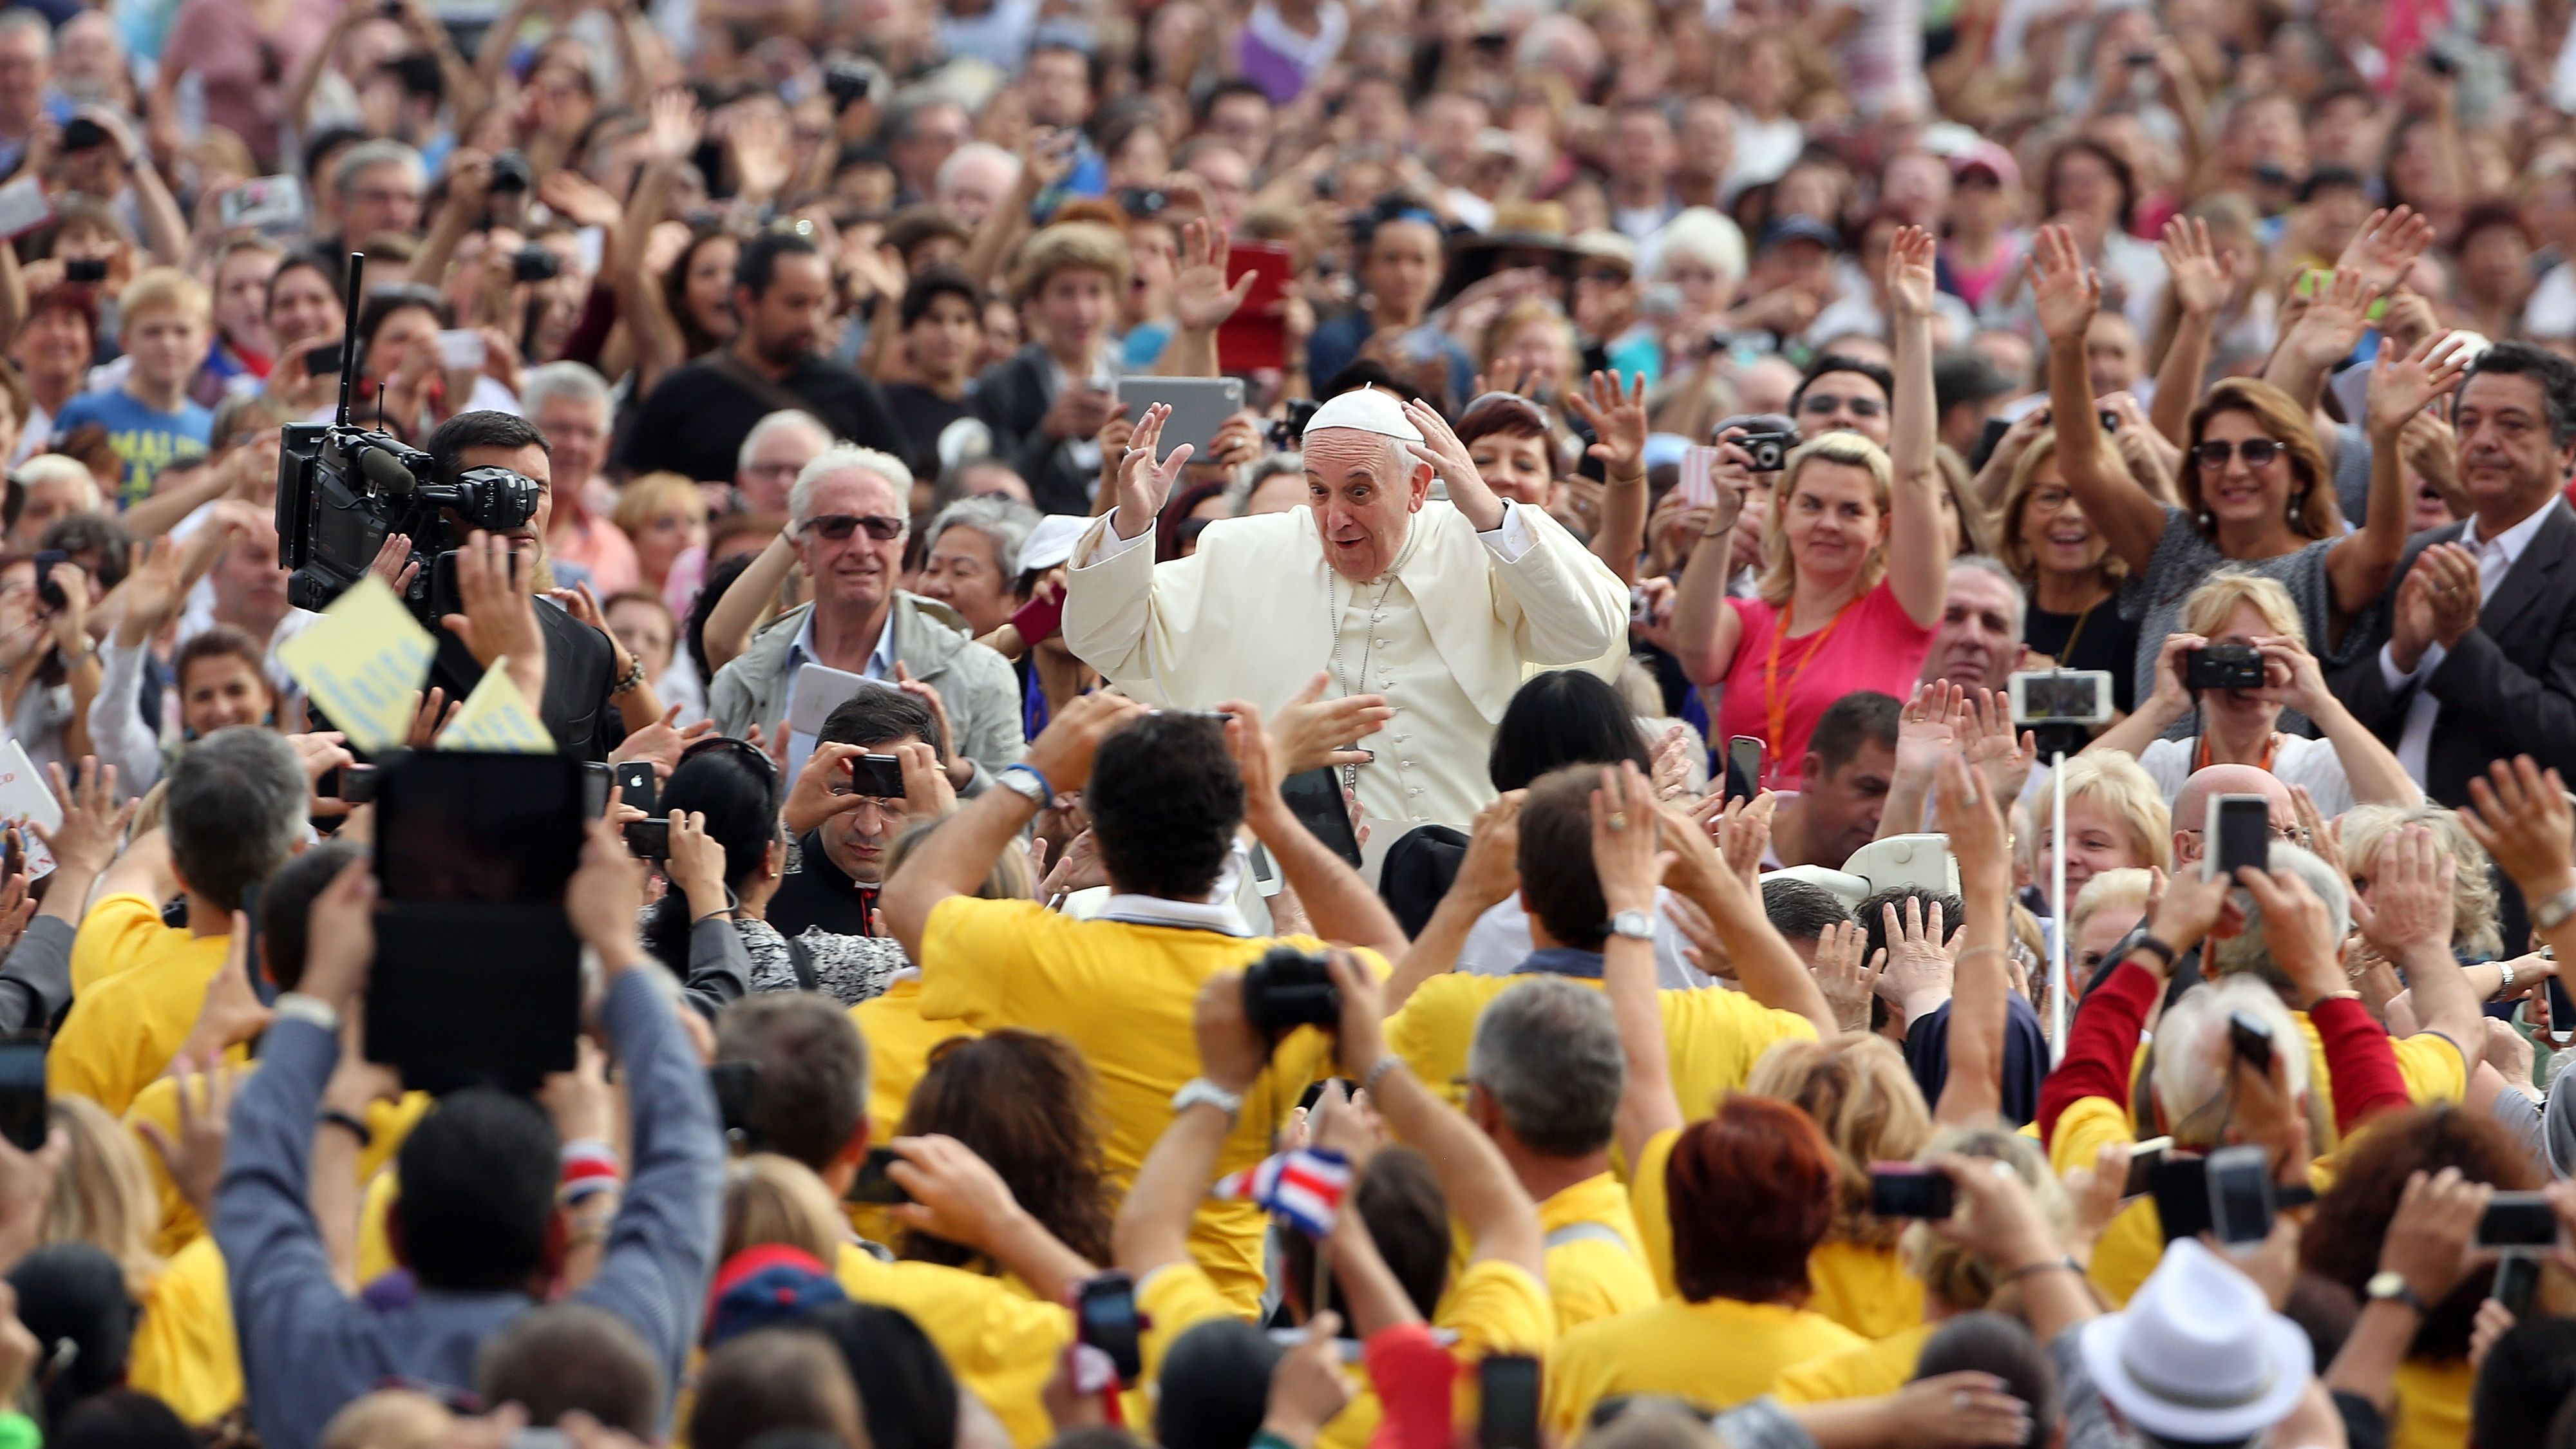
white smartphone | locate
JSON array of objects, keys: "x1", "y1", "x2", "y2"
[
  {"x1": 2007, "y1": 669, "x2": 2115, "y2": 728},
  {"x1": 1116, "y1": 375, "x2": 1246, "y2": 454},
  {"x1": 435, "y1": 328, "x2": 487, "y2": 371}
]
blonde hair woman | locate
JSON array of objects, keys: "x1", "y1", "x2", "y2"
[
  {"x1": 1669, "y1": 227, "x2": 1951, "y2": 791},
  {"x1": 612, "y1": 471, "x2": 711, "y2": 605},
  {"x1": 2083, "y1": 569, "x2": 2420, "y2": 814},
  {"x1": 721, "y1": 1153, "x2": 849, "y2": 1262},
  {"x1": 2067, "y1": 868, "x2": 2156, "y2": 985},
  {"x1": 1744, "y1": 1034, "x2": 1935, "y2": 1340},
  {"x1": 2340, "y1": 804, "x2": 2505, "y2": 963},
  {"x1": 2031, "y1": 753, "x2": 2172, "y2": 916},
  {"x1": 1995, "y1": 433, "x2": 2143, "y2": 712},
  {"x1": 47, "y1": 1095, "x2": 164, "y2": 1297}
]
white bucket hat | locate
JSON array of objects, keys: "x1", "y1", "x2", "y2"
[{"x1": 2078, "y1": 1238, "x2": 2314, "y2": 1443}]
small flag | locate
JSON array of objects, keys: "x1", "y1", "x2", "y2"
[{"x1": 1210, "y1": 1147, "x2": 1350, "y2": 1238}]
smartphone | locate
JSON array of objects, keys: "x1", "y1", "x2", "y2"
[
  {"x1": 2477, "y1": 1192, "x2": 2559, "y2": 1247},
  {"x1": 614, "y1": 762, "x2": 657, "y2": 814},
  {"x1": 2545, "y1": 974, "x2": 2575, "y2": 1046},
  {"x1": 2204, "y1": 1144, "x2": 2275, "y2": 1245},
  {"x1": 62, "y1": 258, "x2": 107, "y2": 284},
  {"x1": 1074, "y1": 1273, "x2": 1145, "y2": 1385},
  {"x1": 0, "y1": 176, "x2": 52, "y2": 240},
  {"x1": 623, "y1": 817, "x2": 670, "y2": 858},
  {"x1": 218, "y1": 175, "x2": 306, "y2": 232},
  {"x1": 2494, "y1": 1253, "x2": 2540, "y2": 1315},
  {"x1": 2007, "y1": 669, "x2": 2116, "y2": 728},
  {"x1": 435, "y1": 328, "x2": 488, "y2": 371},
  {"x1": 710, "y1": 1059, "x2": 761, "y2": 1146},
  {"x1": 367, "y1": 752, "x2": 587, "y2": 1080},
  {"x1": 579, "y1": 759, "x2": 612, "y2": 819},
  {"x1": 849, "y1": 753, "x2": 907, "y2": 799},
  {"x1": 2208, "y1": 794, "x2": 2273, "y2": 882},
  {"x1": 2121, "y1": 1136, "x2": 2173, "y2": 1198},
  {"x1": 1867, "y1": 1163, "x2": 1956, "y2": 1219},
  {"x1": 1725, "y1": 736, "x2": 1763, "y2": 804},
  {"x1": 1279, "y1": 766, "x2": 1364, "y2": 869},
  {"x1": 0, "y1": 1037, "x2": 43, "y2": 1152},
  {"x1": 2228, "y1": 1009, "x2": 2275, "y2": 1075},
  {"x1": 1115, "y1": 375, "x2": 1244, "y2": 454},
  {"x1": 30, "y1": 549, "x2": 65, "y2": 611},
  {"x1": 511, "y1": 247, "x2": 561, "y2": 283},
  {"x1": 1217, "y1": 240, "x2": 1293, "y2": 374},
  {"x1": 2151, "y1": 1154, "x2": 2212, "y2": 1242},
  {"x1": 333, "y1": 763, "x2": 378, "y2": 804},
  {"x1": 306, "y1": 341, "x2": 345, "y2": 375},
  {"x1": 844, "y1": 1144, "x2": 913, "y2": 1205},
  {"x1": 1479, "y1": 1354, "x2": 1542, "y2": 1449}
]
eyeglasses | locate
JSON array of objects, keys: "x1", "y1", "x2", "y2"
[
  {"x1": 1574, "y1": 267, "x2": 1631, "y2": 285},
  {"x1": 2174, "y1": 822, "x2": 2313, "y2": 853},
  {"x1": 1799, "y1": 393, "x2": 1885, "y2": 418},
  {"x1": 2191, "y1": 439, "x2": 2284, "y2": 469},
  {"x1": 799, "y1": 513, "x2": 906, "y2": 542}
]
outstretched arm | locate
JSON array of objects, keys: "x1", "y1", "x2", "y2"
[
  {"x1": 2031, "y1": 225, "x2": 2167, "y2": 575},
  {"x1": 2149, "y1": 216, "x2": 2230, "y2": 446},
  {"x1": 1884, "y1": 225, "x2": 1947, "y2": 628},
  {"x1": 2334, "y1": 328, "x2": 2470, "y2": 615}
]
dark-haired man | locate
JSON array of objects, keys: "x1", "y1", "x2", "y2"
[
  {"x1": 1767, "y1": 690, "x2": 1901, "y2": 869},
  {"x1": 216, "y1": 822, "x2": 724, "y2": 1449},
  {"x1": 2329, "y1": 341, "x2": 2576, "y2": 802},
  {"x1": 880, "y1": 694, "x2": 1408, "y2": 1314},
  {"x1": 767, "y1": 687, "x2": 949, "y2": 941},
  {"x1": 880, "y1": 268, "x2": 987, "y2": 482},
  {"x1": 616, "y1": 232, "x2": 907, "y2": 483}
]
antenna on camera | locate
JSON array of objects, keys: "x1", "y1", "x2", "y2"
[{"x1": 334, "y1": 252, "x2": 366, "y2": 430}]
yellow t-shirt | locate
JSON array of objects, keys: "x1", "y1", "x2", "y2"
[
  {"x1": 1532, "y1": 1173, "x2": 1658, "y2": 1334},
  {"x1": 1772, "y1": 1320, "x2": 1937, "y2": 1403},
  {"x1": 50, "y1": 898, "x2": 238, "y2": 1115},
  {"x1": 128, "y1": 1235, "x2": 241, "y2": 1425},
  {"x1": 2391, "y1": 1358, "x2": 2472, "y2": 1449},
  {"x1": 1139, "y1": 1256, "x2": 1553, "y2": 1449},
  {"x1": 126, "y1": 1071, "x2": 428, "y2": 1256},
  {"x1": 1544, "y1": 1294, "x2": 1865, "y2": 1437},
  {"x1": 918, "y1": 898, "x2": 1381, "y2": 1312},
  {"x1": 847, "y1": 976, "x2": 977, "y2": 1245},
  {"x1": 1387, "y1": 973, "x2": 1815, "y2": 1123},
  {"x1": 1805, "y1": 1240, "x2": 1925, "y2": 1341},
  {"x1": 833, "y1": 1242, "x2": 1073, "y2": 1449}
]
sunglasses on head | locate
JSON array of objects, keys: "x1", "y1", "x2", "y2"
[
  {"x1": 1799, "y1": 393, "x2": 1886, "y2": 418},
  {"x1": 799, "y1": 513, "x2": 906, "y2": 542},
  {"x1": 682, "y1": 734, "x2": 781, "y2": 787},
  {"x1": 2190, "y1": 439, "x2": 2284, "y2": 468}
]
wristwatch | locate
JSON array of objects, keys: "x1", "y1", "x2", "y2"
[
  {"x1": 996, "y1": 763, "x2": 1051, "y2": 806},
  {"x1": 1609, "y1": 909, "x2": 1654, "y2": 942},
  {"x1": 2498, "y1": 959, "x2": 2517, "y2": 998},
  {"x1": 2532, "y1": 885, "x2": 2576, "y2": 934},
  {"x1": 1171, "y1": 1077, "x2": 1244, "y2": 1124},
  {"x1": 2365, "y1": 1271, "x2": 2426, "y2": 1312}
]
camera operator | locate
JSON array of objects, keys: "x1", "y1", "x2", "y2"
[{"x1": 392, "y1": 412, "x2": 663, "y2": 762}]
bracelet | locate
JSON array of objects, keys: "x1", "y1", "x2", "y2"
[
  {"x1": 1003, "y1": 761, "x2": 1054, "y2": 802},
  {"x1": 1996, "y1": 1256, "x2": 2081, "y2": 1287},
  {"x1": 1360, "y1": 1054, "x2": 1406, "y2": 1094},
  {"x1": 609, "y1": 652, "x2": 647, "y2": 697},
  {"x1": 2125, "y1": 934, "x2": 2178, "y2": 973},
  {"x1": 560, "y1": 1139, "x2": 623, "y2": 1207},
  {"x1": 318, "y1": 1108, "x2": 374, "y2": 1149},
  {"x1": 2497, "y1": 960, "x2": 2516, "y2": 998}
]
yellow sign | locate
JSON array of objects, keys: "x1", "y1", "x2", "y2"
[
  {"x1": 276, "y1": 576, "x2": 435, "y2": 753},
  {"x1": 437, "y1": 657, "x2": 554, "y2": 753}
]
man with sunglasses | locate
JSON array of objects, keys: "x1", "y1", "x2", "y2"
[{"x1": 708, "y1": 444, "x2": 1024, "y2": 788}]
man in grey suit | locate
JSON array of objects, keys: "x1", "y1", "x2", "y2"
[{"x1": 2329, "y1": 341, "x2": 2576, "y2": 807}]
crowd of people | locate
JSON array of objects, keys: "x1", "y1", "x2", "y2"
[{"x1": 0, "y1": 0, "x2": 2568, "y2": 1446}]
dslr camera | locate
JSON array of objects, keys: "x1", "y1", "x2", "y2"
[
  {"x1": 1241, "y1": 945, "x2": 1341, "y2": 1035},
  {"x1": 274, "y1": 253, "x2": 544, "y2": 623},
  {"x1": 2184, "y1": 643, "x2": 2266, "y2": 692}
]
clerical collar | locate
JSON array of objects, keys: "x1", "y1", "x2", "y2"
[{"x1": 1513, "y1": 946, "x2": 1605, "y2": 979}]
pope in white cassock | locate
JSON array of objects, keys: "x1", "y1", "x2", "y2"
[{"x1": 1063, "y1": 387, "x2": 1632, "y2": 867}]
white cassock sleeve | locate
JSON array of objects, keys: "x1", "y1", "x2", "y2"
[
  {"x1": 1477, "y1": 501, "x2": 1630, "y2": 668},
  {"x1": 1061, "y1": 511, "x2": 1198, "y2": 706}
]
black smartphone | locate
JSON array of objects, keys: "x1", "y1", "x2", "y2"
[
  {"x1": 845, "y1": 1144, "x2": 913, "y2": 1205},
  {"x1": 307, "y1": 341, "x2": 344, "y2": 375},
  {"x1": 2494, "y1": 1254, "x2": 2540, "y2": 1316},
  {"x1": 30, "y1": 548, "x2": 66, "y2": 611},
  {"x1": 623, "y1": 818, "x2": 670, "y2": 858},
  {"x1": 1725, "y1": 735, "x2": 1763, "y2": 804},
  {"x1": 2152, "y1": 1154, "x2": 2212, "y2": 1242},
  {"x1": 2121, "y1": 1135, "x2": 2172, "y2": 1198},
  {"x1": 1280, "y1": 767, "x2": 1363, "y2": 869},
  {"x1": 2545, "y1": 975, "x2": 2575, "y2": 1046},
  {"x1": 2228, "y1": 1009, "x2": 2275, "y2": 1075},
  {"x1": 710, "y1": 1060, "x2": 761, "y2": 1147},
  {"x1": 1867, "y1": 1164, "x2": 1955, "y2": 1219},
  {"x1": 367, "y1": 752, "x2": 586, "y2": 1080},
  {"x1": 2205, "y1": 1144, "x2": 2275, "y2": 1245},
  {"x1": 1075, "y1": 1273, "x2": 1145, "y2": 1385},
  {"x1": 1479, "y1": 1354, "x2": 1542, "y2": 1449},
  {"x1": 614, "y1": 762, "x2": 657, "y2": 814},
  {"x1": 62, "y1": 258, "x2": 106, "y2": 283},
  {"x1": 2208, "y1": 794, "x2": 2273, "y2": 881},
  {"x1": 511, "y1": 246, "x2": 560, "y2": 282},
  {"x1": 849, "y1": 753, "x2": 907, "y2": 799},
  {"x1": 0, "y1": 1036, "x2": 43, "y2": 1153},
  {"x1": 579, "y1": 759, "x2": 612, "y2": 819},
  {"x1": 336, "y1": 763, "x2": 378, "y2": 804},
  {"x1": 2477, "y1": 1191, "x2": 2559, "y2": 1247}
]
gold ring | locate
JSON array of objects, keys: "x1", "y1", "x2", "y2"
[{"x1": 1608, "y1": 813, "x2": 1629, "y2": 831}]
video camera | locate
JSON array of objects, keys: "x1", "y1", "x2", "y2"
[{"x1": 274, "y1": 252, "x2": 544, "y2": 623}]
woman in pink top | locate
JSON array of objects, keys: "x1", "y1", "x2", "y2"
[{"x1": 1671, "y1": 228, "x2": 1952, "y2": 790}]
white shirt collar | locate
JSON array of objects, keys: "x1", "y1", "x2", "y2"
[{"x1": 2463, "y1": 498, "x2": 2555, "y2": 566}]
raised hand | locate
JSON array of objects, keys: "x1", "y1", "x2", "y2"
[
  {"x1": 2461, "y1": 757, "x2": 2575, "y2": 900},
  {"x1": 1589, "y1": 763, "x2": 1674, "y2": 918},
  {"x1": 1266, "y1": 670, "x2": 1392, "y2": 776},
  {"x1": 2336, "y1": 205, "x2": 2438, "y2": 298},
  {"x1": 36, "y1": 758, "x2": 128, "y2": 884},
  {"x1": 2291, "y1": 267, "x2": 2380, "y2": 372},
  {"x1": 2025, "y1": 224, "x2": 2102, "y2": 345},
  {"x1": 647, "y1": 88, "x2": 705, "y2": 166},
  {"x1": 1564, "y1": 370, "x2": 1649, "y2": 480},
  {"x1": 1399, "y1": 397, "x2": 1504, "y2": 531},
  {"x1": 1109, "y1": 403, "x2": 1193, "y2": 540},
  {"x1": 1884, "y1": 223, "x2": 1939, "y2": 320},
  {"x1": 2158, "y1": 214, "x2": 2235, "y2": 319},
  {"x1": 2349, "y1": 824, "x2": 2456, "y2": 960},
  {"x1": 1896, "y1": 679, "x2": 1964, "y2": 778},
  {"x1": 1812, "y1": 919, "x2": 1877, "y2": 1032},
  {"x1": 1171, "y1": 218, "x2": 1255, "y2": 332},
  {"x1": 2233, "y1": 865, "x2": 2346, "y2": 1007},
  {"x1": 1451, "y1": 790, "x2": 1524, "y2": 911},
  {"x1": 2368, "y1": 330, "x2": 2474, "y2": 440}
]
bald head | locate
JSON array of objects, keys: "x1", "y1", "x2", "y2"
[{"x1": 2173, "y1": 764, "x2": 2297, "y2": 869}]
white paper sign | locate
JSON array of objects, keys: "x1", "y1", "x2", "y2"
[
  {"x1": 783, "y1": 662, "x2": 900, "y2": 781},
  {"x1": 0, "y1": 741, "x2": 64, "y2": 877}
]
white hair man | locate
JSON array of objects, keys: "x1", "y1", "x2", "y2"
[
  {"x1": 524, "y1": 363, "x2": 634, "y2": 592},
  {"x1": 735, "y1": 410, "x2": 834, "y2": 515},
  {"x1": 1065, "y1": 388, "x2": 1629, "y2": 871},
  {"x1": 708, "y1": 446, "x2": 1025, "y2": 786},
  {"x1": 933, "y1": 142, "x2": 1021, "y2": 228}
]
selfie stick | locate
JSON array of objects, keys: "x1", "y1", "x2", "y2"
[{"x1": 2048, "y1": 749, "x2": 2067, "y2": 1063}]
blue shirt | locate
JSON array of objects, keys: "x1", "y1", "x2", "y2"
[{"x1": 50, "y1": 387, "x2": 213, "y2": 508}]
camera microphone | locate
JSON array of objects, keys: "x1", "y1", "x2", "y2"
[{"x1": 356, "y1": 444, "x2": 421, "y2": 497}]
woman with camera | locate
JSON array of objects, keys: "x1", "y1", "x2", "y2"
[
  {"x1": 1665, "y1": 228, "x2": 1950, "y2": 791},
  {"x1": 2079, "y1": 570, "x2": 2418, "y2": 812}
]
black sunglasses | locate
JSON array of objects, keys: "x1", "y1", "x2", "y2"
[
  {"x1": 799, "y1": 513, "x2": 906, "y2": 542},
  {"x1": 2190, "y1": 439, "x2": 2284, "y2": 468}
]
